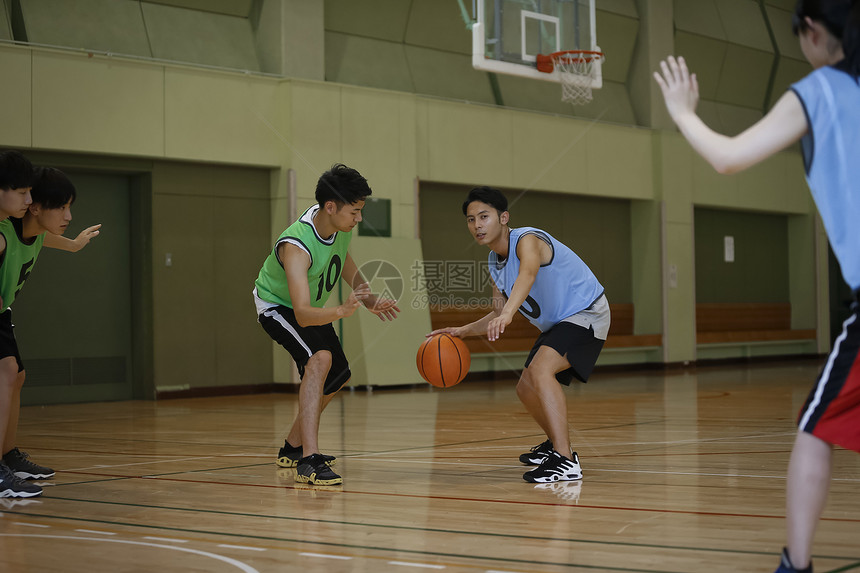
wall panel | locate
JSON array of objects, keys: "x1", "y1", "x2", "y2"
[
  {"x1": 163, "y1": 69, "x2": 285, "y2": 165},
  {"x1": 141, "y1": 1, "x2": 259, "y2": 71},
  {"x1": 32, "y1": 52, "x2": 164, "y2": 156},
  {"x1": 0, "y1": 48, "x2": 32, "y2": 147},
  {"x1": 19, "y1": 0, "x2": 152, "y2": 58}
]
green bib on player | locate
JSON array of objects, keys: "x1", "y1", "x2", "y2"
[
  {"x1": 0, "y1": 218, "x2": 45, "y2": 312},
  {"x1": 255, "y1": 205, "x2": 352, "y2": 309}
]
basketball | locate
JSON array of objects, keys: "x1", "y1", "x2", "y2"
[{"x1": 416, "y1": 333, "x2": 471, "y2": 388}]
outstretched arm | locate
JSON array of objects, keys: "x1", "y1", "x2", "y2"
[
  {"x1": 428, "y1": 303, "x2": 498, "y2": 339},
  {"x1": 654, "y1": 56, "x2": 808, "y2": 174},
  {"x1": 43, "y1": 224, "x2": 102, "y2": 252}
]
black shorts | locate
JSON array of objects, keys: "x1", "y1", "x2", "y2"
[
  {"x1": 258, "y1": 305, "x2": 351, "y2": 395},
  {"x1": 797, "y1": 296, "x2": 860, "y2": 453},
  {"x1": 0, "y1": 309, "x2": 24, "y2": 372},
  {"x1": 524, "y1": 321, "x2": 605, "y2": 386}
]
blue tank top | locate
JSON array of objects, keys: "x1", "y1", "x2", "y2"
[
  {"x1": 488, "y1": 227, "x2": 604, "y2": 332},
  {"x1": 791, "y1": 66, "x2": 860, "y2": 289}
]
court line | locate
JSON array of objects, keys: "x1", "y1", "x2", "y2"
[
  {"x1": 217, "y1": 544, "x2": 266, "y2": 552},
  {"x1": 0, "y1": 534, "x2": 260, "y2": 573},
  {"x1": 0, "y1": 518, "x2": 685, "y2": 573},
  {"x1": 53, "y1": 469, "x2": 860, "y2": 522},
  {"x1": 64, "y1": 455, "x2": 225, "y2": 472},
  {"x1": 58, "y1": 445, "x2": 860, "y2": 485},
  {"x1": 144, "y1": 536, "x2": 189, "y2": 543},
  {"x1": 300, "y1": 552, "x2": 352, "y2": 560},
  {"x1": 25, "y1": 497, "x2": 860, "y2": 562},
  {"x1": 826, "y1": 561, "x2": 860, "y2": 573},
  {"x1": 29, "y1": 421, "x2": 664, "y2": 468},
  {"x1": 389, "y1": 561, "x2": 445, "y2": 569},
  {"x1": 27, "y1": 420, "x2": 794, "y2": 472},
  {"x1": 6, "y1": 507, "x2": 853, "y2": 573},
  {"x1": 75, "y1": 528, "x2": 116, "y2": 535}
]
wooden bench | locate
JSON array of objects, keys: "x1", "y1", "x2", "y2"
[
  {"x1": 696, "y1": 302, "x2": 816, "y2": 344},
  {"x1": 429, "y1": 303, "x2": 661, "y2": 355}
]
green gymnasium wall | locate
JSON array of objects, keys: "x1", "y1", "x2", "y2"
[
  {"x1": 150, "y1": 162, "x2": 273, "y2": 394},
  {"x1": 694, "y1": 208, "x2": 790, "y2": 304},
  {"x1": 0, "y1": 0, "x2": 830, "y2": 397}
]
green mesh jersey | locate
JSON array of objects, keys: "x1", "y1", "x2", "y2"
[
  {"x1": 0, "y1": 218, "x2": 45, "y2": 312},
  {"x1": 254, "y1": 205, "x2": 352, "y2": 310}
]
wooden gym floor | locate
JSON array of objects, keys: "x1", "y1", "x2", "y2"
[{"x1": 0, "y1": 359, "x2": 858, "y2": 572}]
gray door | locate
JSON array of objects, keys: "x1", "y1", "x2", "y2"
[{"x1": 17, "y1": 171, "x2": 133, "y2": 405}]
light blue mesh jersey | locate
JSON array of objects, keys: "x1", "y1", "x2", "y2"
[
  {"x1": 792, "y1": 66, "x2": 860, "y2": 289},
  {"x1": 488, "y1": 227, "x2": 604, "y2": 332}
]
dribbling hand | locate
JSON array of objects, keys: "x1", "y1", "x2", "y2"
[{"x1": 427, "y1": 326, "x2": 465, "y2": 338}]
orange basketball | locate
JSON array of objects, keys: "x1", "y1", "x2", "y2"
[{"x1": 416, "y1": 334, "x2": 471, "y2": 388}]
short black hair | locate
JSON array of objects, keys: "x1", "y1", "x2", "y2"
[
  {"x1": 315, "y1": 163, "x2": 372, "y2": 208},
  {"x1": 31, "y1": 167, "x2": 76, "y2": 209},
  {"x1": 462, "y1": 186, "x2": 508, "y2": 215},
  {"x1": 0, "y1": 150, "x2": 35, "y2": 192}
]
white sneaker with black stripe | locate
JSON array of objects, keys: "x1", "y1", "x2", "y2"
[{"x1": 523, "y1": 450, "x2": 582, "y2": 483}]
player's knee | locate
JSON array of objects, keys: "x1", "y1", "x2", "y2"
[
  {"x1": 516, "y1": 370, "x2": 534, "y2": 397},
  {"x1": 307, "y1": 350, "x2": 333, "y2": 373},
  {"x1": 522, "y1": 362, "x2": 554, "y2": 387}
]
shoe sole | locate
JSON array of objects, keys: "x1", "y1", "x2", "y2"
[
  {"x1": 294, "y1": 473, "x2": 342, "y2": 486},
  {"x1": 13, "y1": 471, "x2": 54, "y2": 480},
  {"x1": 523, "y1": 473, "x2": 583, "y2": 483},
  {"x1": 276, "y1": 457, "x2": 336, "y2": 469},
  {"x1": 0, "y1": 488, "x2": 42, "y2": 498}
]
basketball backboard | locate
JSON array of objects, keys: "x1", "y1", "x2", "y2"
[{"x1": 472, "y1": 0, "x2": 602, "y2": 88}]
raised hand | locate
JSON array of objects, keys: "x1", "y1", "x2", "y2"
[{"x1": 653, "y1": 55, "x2": 699, "y2": 122}]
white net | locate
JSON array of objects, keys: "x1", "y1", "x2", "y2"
[{"x1": 552, "y1": 52, "x2": 604, "y2": 106}]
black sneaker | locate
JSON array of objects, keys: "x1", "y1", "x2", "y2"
[
  {"x1": 3, "y1": 448, "x2": 54, "y2": 479},
  {"x1": 519, "y1": 439, "x2": 554, "y2": 465},
  {"x1": 295, "y1": 453, "x2": 342, "y2": 486},
  {"x1": 775, "y1": 548, "x2": 813, "y2": 573},
  {"x1": 523, "y1": 450, "x2": 582, "y2": 483},
  {"x1": 0, "y1": 463, "x2": 42, "y2": 498},
  {"x1": 276, "y1": 442, "x2": 336, "y2": 468}
]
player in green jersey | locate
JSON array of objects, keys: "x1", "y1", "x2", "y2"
[
  {"x1": 254, "y1": 164, "x2": 399, "y2": 486},
  {"x1": 0, "y1": 165, "x2": 100, "y2": 498}
]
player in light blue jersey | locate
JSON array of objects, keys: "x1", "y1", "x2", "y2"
[
  {"x1": 430, "y1": 186, "x2": 611, "y2": 484},
  {"x1": 655, "y1": 1, "x2": 860, "y2": 571}
]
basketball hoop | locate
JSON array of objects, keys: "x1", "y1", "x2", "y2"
[{"x1": 535, "y1": 50, "x2": 605, "y2": 106}]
